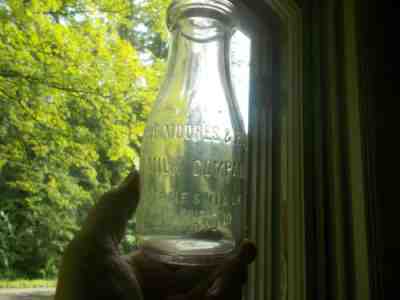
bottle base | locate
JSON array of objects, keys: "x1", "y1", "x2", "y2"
[{"x1": 140, "y1": 237, "x2": 236, "y2": 266}]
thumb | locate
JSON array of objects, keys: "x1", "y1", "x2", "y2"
[
  {"x1": 116, "y1": 168, "x2": 140, "y2": 197},
  {"x1": 81, "y1": 168, "x2": 141, "y2": 244}
]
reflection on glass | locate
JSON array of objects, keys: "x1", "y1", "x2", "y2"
[{"x1": 230, "y1": 30, "x2": 251, "y2": 132}]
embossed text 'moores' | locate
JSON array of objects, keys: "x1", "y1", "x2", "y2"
[{"x1": 135, "y1": 0, "x2": 247, "y2": 266}]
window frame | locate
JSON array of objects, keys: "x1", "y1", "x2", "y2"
[
  {"x1": 239, "y1": 0, "x2": 376, "y2": 299},
  {"x1": 234, "y1": 1, "x2": 305, "y2": 299}
]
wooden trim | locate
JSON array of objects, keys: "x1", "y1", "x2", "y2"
[{"x1": 243, "y1": 1, "x2": 304, "y2": 299}]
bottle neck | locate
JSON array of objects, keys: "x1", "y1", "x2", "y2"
[
  {"x1": 157, "y1": 15, "x2": 244, "y2": 134},
  {"x1": 164, "y1": 17, "x2": 231, "y2": 102}
]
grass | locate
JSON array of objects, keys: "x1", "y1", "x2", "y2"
[{"x1": 0, "y1": 279, "x2": 56, "y2": 289}]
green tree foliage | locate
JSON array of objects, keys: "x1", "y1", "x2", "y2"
[{"x1": 0, "y1": 0, "x2": 171, "y2": 278}]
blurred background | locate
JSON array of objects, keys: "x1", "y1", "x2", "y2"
[{"x1": 0, "y1": 0, "x2": 251, "y2": 286}]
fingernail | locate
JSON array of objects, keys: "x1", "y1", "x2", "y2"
[
  {"x1": 207, "y1": 278, "x2": 222, "y2": 296},
  {"x1": 239, "y1": 239, "x2": 257, "y2": 264}
]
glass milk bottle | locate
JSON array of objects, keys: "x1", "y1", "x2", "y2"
[{"x1": 136, "y1": 0, "x2": 247, "y2": 266}]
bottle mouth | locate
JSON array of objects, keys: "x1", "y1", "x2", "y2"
[{"x1": 167, "y1": 0, "x2": 236, "y2": 32}]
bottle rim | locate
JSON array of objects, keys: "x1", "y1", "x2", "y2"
[{"x1": 167, "y1": 0, "x2": 236, "y2": 31}]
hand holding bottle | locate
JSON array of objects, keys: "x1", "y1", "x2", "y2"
[{"x1": 54, "y1": 170, "x2": 256, "y2": 300}]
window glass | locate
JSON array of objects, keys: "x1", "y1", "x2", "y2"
[
  {"x1": 230, "y1": 30, "x2": 251, "y2": 132},
  {"x1": 0, "y1": 0, "x2": 252, "y2": 281}
]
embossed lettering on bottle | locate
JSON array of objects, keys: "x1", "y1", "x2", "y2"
[{"x1": 135, "y1": 0, "x2": 246, "y2": 266}]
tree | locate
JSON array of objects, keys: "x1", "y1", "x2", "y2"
[{"x1": 0, "y1": 0, "x2": 171, "y2": 278}]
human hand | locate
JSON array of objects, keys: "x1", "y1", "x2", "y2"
[{"x1": 54, "y1": 170, "x2": 256, "y2": 300}]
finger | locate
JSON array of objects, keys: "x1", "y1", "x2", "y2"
[
  {"x1": 126, "y1": 250, "x2": 213, "y2": 300},
  {"x1": 204, "y1": 240, "x2": 256, "y2": 299},
  {"x1": 106, "y1": 255, "x2": 144, "y2": 300},
  {"x1": 237, "y1": 239, "x2": 257, "y2": 265},
  {"x1": 209, "y1": 240, "x2": 257, "y2": 280},
  {"x1": 167, "y1": 240, "x2": 257, "y2": 300},
  {"x1": 80, "y1": 168, "x2": 140, "y2": 246},
  {"x1": 205, "y1": 277, "x2": 243, "y2": 300},
  {"x1": 126, "y1": 250, "x2": 187, "y2": 300}
]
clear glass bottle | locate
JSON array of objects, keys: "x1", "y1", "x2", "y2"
[{"x1": 136, "y1": 0, "x2": 247, "y2": 266}]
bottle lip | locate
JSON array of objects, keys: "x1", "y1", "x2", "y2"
[{"x1": 167, "y1": 0, "x2": 236, "y2": 31}]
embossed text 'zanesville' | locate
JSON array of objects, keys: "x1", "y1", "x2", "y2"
[
  {"x1": 142, "y1": 156, "x2": 244, "y2": 178},
  {"x1": 144, "y1": 123, "x2": 246, "y2": 145}
]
